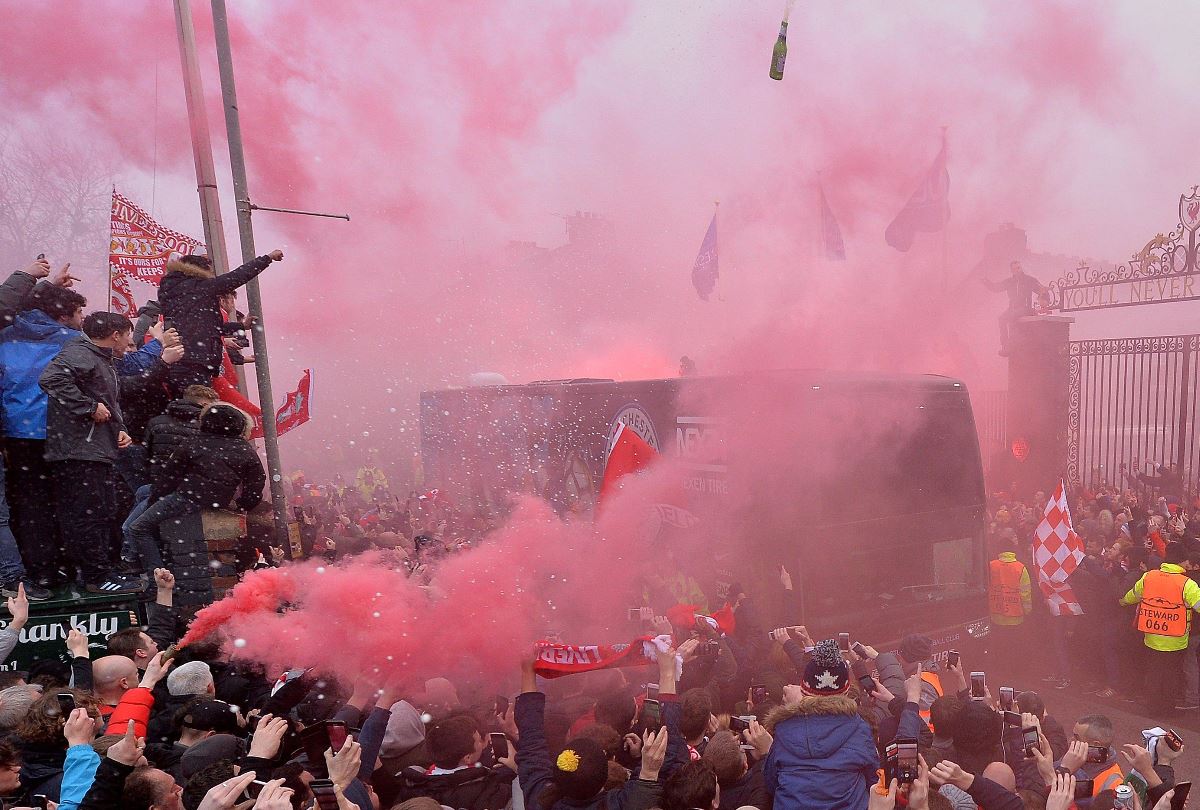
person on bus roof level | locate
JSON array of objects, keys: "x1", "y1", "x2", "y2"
[
  {"x1": 1119, "y1": 542, "x2": 1200, "y2": 715},
  {"x1": 981, "y1": 260, "x2": 1048, "y2": 356},
  {"x1": 987, "y1": 534, "x2": 1032, "y2": 674}
]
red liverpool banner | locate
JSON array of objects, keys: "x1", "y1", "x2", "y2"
[
  {"x1": 213, "y1": 369, "x2": 314, "y2": 440},
  {"x1": 109, "y1": 190, "x2": 202, "y2": 315}
]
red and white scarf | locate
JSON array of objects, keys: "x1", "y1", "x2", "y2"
[{"x1": 533, "y1": 635, "x2": 680, "y2": 679}]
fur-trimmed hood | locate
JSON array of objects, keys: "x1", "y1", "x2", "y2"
[
  {"x1": 765, "y1": 695, "x2": 859, "y2": 730},
  {"x1": 165, "y1": 256, "x2": 215, "y2": 279}
]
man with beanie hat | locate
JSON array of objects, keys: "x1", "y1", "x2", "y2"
[
  {"x1": 763, "y1": 640, "x2": 879, "y2": 809},
  {"x1": 875, "y1": 633, "x2": 946, "y2": 721},
  {"x1": 128, "y1": 402, "x2": 265, "y2": 571},
  {"x1": 158, "y1": 249, "x2": 284, "y2": 395}
]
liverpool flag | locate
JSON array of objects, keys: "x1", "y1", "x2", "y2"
[
  {"x1": 691, "y1": 208, "x2": 719, "y2": 300},
  {"x1": 885, "y1": 139, "x2": 950, "y2": 252},
  {"x1": 1031, "y1": 480, "x2": 1086, "y2": 616},
  {"x1": 818, "y1": 181, "x2": 845, "y2": 261}
]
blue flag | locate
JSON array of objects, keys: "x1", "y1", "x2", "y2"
[
  {"x1": 885, "y1": 141, "x2": 950, "y2": 252},
  {"x1": 818, "y1": 181, "x2": 845, "y2": 261},
  {"x1": 691, "y1": 210, "x2": 718, "y2": 300}
]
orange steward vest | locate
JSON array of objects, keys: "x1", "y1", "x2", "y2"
[
  {"x1": 989, "y1": 559, "x2": 1025, "y2": 618},
  {"x1": 1137, "y1": 569, "x2": 1188, "y2": 637}
]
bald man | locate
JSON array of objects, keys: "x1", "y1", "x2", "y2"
[{"x1": 93, "y1": 652, "x2": 173, "y2": 738}]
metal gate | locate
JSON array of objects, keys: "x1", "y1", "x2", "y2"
[{"x1": 1067, "y1": 334, "x2": 1200, "y2": 493}]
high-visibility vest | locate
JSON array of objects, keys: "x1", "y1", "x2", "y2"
[
  {"x1": 988, "y1": 559, "x2": 1025, "y2": 619},
  {"x1": 1092, "y1": 761, "x2": 1124, "y2": 795},
  {"x1": 918, "y1": 671, "x2": 944, "y2": 724},
  {"x1": 1137, "y1": 569, "x2": 1189, "y2": 637}
]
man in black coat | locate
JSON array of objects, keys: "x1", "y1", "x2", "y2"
[
  {"x1": 38, "y1": 312, "x2": 145, "y2": 594},
  {"x1": 127, "y1": 402, "x2": 265, "y2": 569},
  {"x1": 157, "y1": 249, "x2": 283, "y2": 395}
]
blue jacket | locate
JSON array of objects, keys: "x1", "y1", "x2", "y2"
[
  {"x1": 58, "y1": 744, "x2": 101, "y2": 810},
  {"x1": 0, "y1": 310, "x2": 162, "y2": 439},
  {"x1": 764, "y1": 695, "x2": 880, "y2": 810}
]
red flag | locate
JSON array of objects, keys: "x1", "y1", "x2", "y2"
[
  {"x1": 274, "y1": 369, "x2": 313, "y2": 435},
  {"x1": 599, "y1": 422, "x2": 658, "y2": 499},
  {"x1": 108, "y1": 190, "x2": 202, "y2": 315},
  {"x1": 1031, "y1": 480, "x2": 1086, "y2": 616}
]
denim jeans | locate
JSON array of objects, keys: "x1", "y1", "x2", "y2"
[
  {"x1": 121, "y1": 485, "x2": 159, "y2": 570},
  {"x1": 0, "y1": 457, "x2": 28, "y2": 585},
  {"x1": 129, "y1": 493, "x2": 200, "y2": 570}
]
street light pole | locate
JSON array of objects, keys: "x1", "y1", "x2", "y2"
[
  {"x1": 171, "y1": 0, "x2": 247, "y2": 394},
  {"x1": 210, "y1": 0, "x2": 290, "y2": 544}
]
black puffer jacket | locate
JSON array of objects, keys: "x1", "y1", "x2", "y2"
[
  {"x1": 146, "y1": 399, "x2": 205, "y2": 498},
  {"x1": 38, "y1": 336, "x2": 125, "y2": 463},
  {"x1": 159, "y1": 403, "x2": 265, "y2": 510},
  {"x1": 158, "y1": 255, "x2": 274, "y2": 370},
  {"x1": 395, "y1": 766, "x2": 516, "y2": 810}
]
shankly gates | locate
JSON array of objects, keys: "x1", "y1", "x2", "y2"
[{"x1": 1019, "y1": 188, "x2": 1200, "y2": 495}]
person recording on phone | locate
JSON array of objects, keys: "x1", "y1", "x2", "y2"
[
  {"x1": 393, "y1": 713, "x2": 516, "y2": 809},
  {"x1": 1055, "y1": 715, "x2": 1125, "y2": 804}
]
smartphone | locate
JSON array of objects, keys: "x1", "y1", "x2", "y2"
[
  {"x1": 490, "y1": 732, "x2": 509, "y2": 760},
  {"x1": 1087, "y1": 744, "x2": 1107, "y2": 764},
  {"x1": 36, "y1": 253, "x2": 45, "y2": 261},
  {"x1": 1074, "y1": 779, "x2": 1095, "y2": 800},
  {"x1": 1165, "y1": 729, "x2": 1184, "y2": 751},
  {"x1": 729, "y1": 715, "x2": 750, "y2": 733},
  {"x1": 750, "y1": 684, "x2": 768, "y2": 705},
  {"x1": 646, "y1": 682, "x2": 660, "y2": 700},
  {"x1": 946, "y1": 649, "x2": 960, "y2": 668},
  {"x1": 310, "y1": 779, "x2": 341, "y2": 810},
  {"x1": 769, "y1": 628, "x2": 787, "y2": 642},
  {"x1": 970, "y1": 672, "x2": 986, "y2": 699},
  {"x1": 641, "y1": 698, "x2": 662, "y2": 730},
  {"x1": 1171, "y1": 780, "x2": 1191, "y2": 810},
  {"x1": 326, "y1": 721, "x2": 348, "y2": 753},
  {"x1": 628, "y1": 607, "x2": 642, "y2": 621},
  {"x1": 1021, "y1": 726, "x2": 1040, "y2": 757},
  {"x1": 300, "y1": 725, "x2": 332, "y2": 779},
  {"x1": 56, "y1": 692, "x2": 76, "y2": 716},
  {"x1": 895, "y1": 738, "x2": 918, "y2": 785},
  {"x1": 495, "y1": 695, "x2": 509, "y2": 717},
  {"x1": 31, "y1": 796, "x2": 49, "y2": 810},
  {"x1": 838, "y1": 633, "x2": 851, "y2": 652},
  {"x1": 851, "y1": 641, "x2": 869, "y2": 658},
  {"x1": 1003, "y1": 710, "x2": 1021, "y2": 727},
  {"x1": 999, "y1": 686, "x2": 1015, "y2": 711},
  {"x1": 241, "y1": 780, "x2": 268, "y2": 801},
  {"x1": 858, "y1": 674, "x2": 877, "y2": 695}
]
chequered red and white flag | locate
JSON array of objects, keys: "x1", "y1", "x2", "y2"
[{"x1": 1032, "y1": 480, "x2": 1086, "y2": 616}]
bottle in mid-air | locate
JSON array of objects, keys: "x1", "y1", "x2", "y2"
[{"x1": 769, "y1": 20, "x2": 787, "y2": 80}]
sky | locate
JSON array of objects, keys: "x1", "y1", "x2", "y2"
[{"x1": 3, "y1": 0, "x2": 1200, "y2": 476}]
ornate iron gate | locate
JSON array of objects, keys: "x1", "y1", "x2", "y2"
[{"x1": 1067, "y1": 334, "x2": 1200, "y2": 493}]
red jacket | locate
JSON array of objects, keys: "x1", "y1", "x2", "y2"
[{"x1": 102, "y1": 687, "x2": 154, "y2": 739}]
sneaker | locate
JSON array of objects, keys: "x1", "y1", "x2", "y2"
[
  {"x1": 0, "y1": 580, "x2": 51, "y2": 602},
  {"x1": 1055, "y1": 678, "x2": 1071, "y2": 690},
  {"x1": 84, "y1": 575, "x2": 146, "y2": 595}
]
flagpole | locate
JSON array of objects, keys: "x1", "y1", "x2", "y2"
[{"x1": 940, "y1": 125, "x2": 949, "y2": 287}]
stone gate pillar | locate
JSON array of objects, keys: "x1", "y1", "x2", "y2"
[{"x1": 1002, "y1": 315, "x2": 1074, "y2": 497}]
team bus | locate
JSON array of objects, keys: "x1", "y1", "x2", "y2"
[{"x1": 419, "y1": 371, "x2": 990, "y2": 655}]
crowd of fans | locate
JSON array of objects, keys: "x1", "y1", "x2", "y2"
[
  {"x1": 0, "y1": 256, "x2": 1196, "y2": 808},
  {"x1": 0, "y1": 253, "x2": 279, "y2": 599}
]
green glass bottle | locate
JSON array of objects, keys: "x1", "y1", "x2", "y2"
[{"x1": 769, "y1": 20, "x2": 788, "y2": 80}]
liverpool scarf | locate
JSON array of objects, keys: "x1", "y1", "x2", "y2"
[{"x1": 533, "y1": 634, "x2": 679, "y2": 680}]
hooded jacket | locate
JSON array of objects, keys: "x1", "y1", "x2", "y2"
[
  {"x1": 156, "y1": 405, "x2": 265, "y2": 509},
  {"x1": 2, "y1": 310, "x2": 164, "y2": 441},
  {"x1": 38, "y1": 336, "x2": 126, "y2": 464},
  {"x1": 0, "y1": 270, "x2": 37, "y2": 326},
  {"x1": 158, "y1": 255, "x2": 273, "y2": 370},
  {"x1": 763, "y1": 695, "x2": 879, "y2": 810},
  {"x1": 145, "y1": 398, "x2": 205, "y2": 492},
  {"x1": 394, "y1": 764, "x2": 516, "y2": 810}
]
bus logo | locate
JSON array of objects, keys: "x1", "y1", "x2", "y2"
[{"x1": 606, "y1": 404, "x2": 660, "y2": 464}]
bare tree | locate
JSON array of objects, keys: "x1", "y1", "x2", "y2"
[{"x1": 0, "y1": 129, "x2": 111, "y2": 278}]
